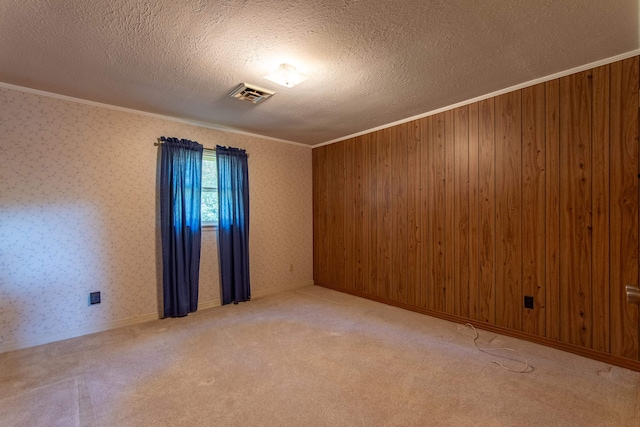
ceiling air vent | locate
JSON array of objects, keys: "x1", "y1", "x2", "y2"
[{"x1": 228, "y1": 83, "x2": 275, "y2": 104}]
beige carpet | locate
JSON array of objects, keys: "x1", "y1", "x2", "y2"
[{"x1": 0, "y1": 286, "x2": 638, "y2": 426}]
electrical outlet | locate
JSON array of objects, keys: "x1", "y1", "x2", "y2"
[
  {"x1": 90, "y1": 292, "x2": 101, "y2": 305},
  {"x1": 524, "y1": 295, "x2": 534, "y2": 309}
]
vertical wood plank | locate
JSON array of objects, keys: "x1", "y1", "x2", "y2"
[
  {"x1": 367, "y1": 132, "x2": 378, "y2": 296},
  {"x1": 377, "y1": 129, "x2": 393, "y2": 299},
  {"x1": 521, "y1": 83, "x2": 547, "y2": 336},
  {"x1": 444, "y1": 110, "x2": 456, "y2": 315},
  {"x1": 429, "y1": 114, "x2": 447, "y2": 311},
  {"x1": 407, "y1": 120, "x2": 421, "y2": 307},
  {"x1": 478, "y1": 98, "x2": 496, "y2": 324},
  {"x1": 454, "y1": 106, "x2": 470, "y2": 317},
  {"x1": 392, "y1": 124, "x2": 408, "y2": 303},
  {"x1": 545, "y1": 79, "x2": 561, "y2": 340},
  {"x1": 322, "y1": 144, "x2": 332, "y2": 286},
  {"x1": 559, "y1": 70, "x2": 593, "y2": 348},
  {"x1": 328, "y1": 143, "x2": 344, "y2": 288},
  {"x1": 336, "y1": 142, "x2": 347, "y2": 289},
  {"x1": 312, "y1": 148, "x2": 320, "y2": 282},
  {"x1": 591, "y1": 65, "x2": 610, "y2": 352},
  {"x1": 468, "y1": 102, "x2": 480, "y2": 320},
  {"x1": 344, "y1": 138, "x2": 356, "y2": 291},
  {"x1": 314, "y1": 147, "x2": 325, "y2": 285},
  {"x1": 495, "y1": 90, "x2": 523, "y2": 330},
  {"x1": 609, "y1": 57, "x2": 639, "y2": 359},
  {"x1": 420, "y1": 116, "x2": 433, "y2": 309},
  {"x1": 360, "y1": 135, "x2": 370, "y2": 294},
  {"x1": 352, "y1": 136, "x2": 365, "y2": 293},
  {"x1": 324, "y1": 144, "x2": 335, "y2": 287}
]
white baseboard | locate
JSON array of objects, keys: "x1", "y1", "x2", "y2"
[
  {"x1": 198, "y1": 299, "x2": 221, "y2": 310},
  {"x1": 0, "y1": 312, "x2": 159, "y2": 354},
  {"x1": 0, "y1": 280, "x2": 314, "y2": 354},
  {"x1": 252, "y1": 280, "x2": 314, "y2": 299},
  {"x1": 197, "y1": 280, "x2": 313, "y2": 311}
]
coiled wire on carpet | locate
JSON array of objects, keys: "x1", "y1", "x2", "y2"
[{"x1": 465, "y1": 323, "x2": 531, "y2": 373}]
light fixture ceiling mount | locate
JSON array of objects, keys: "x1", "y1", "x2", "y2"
[{"x1": 264, "y1": 63, "x2": 309, "y2": 88}]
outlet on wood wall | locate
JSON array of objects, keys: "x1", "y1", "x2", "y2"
[{"x1": 313, "y1": 56, "x2": 640, "y2": 368}]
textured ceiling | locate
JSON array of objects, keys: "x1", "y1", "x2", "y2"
[{"x1": 0, "y1": 1, "x2": 638, "y2": 146}]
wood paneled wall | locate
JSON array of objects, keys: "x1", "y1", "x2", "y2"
[{"x1": 313, "y1": 57, "x2": 640, "y2": 367}]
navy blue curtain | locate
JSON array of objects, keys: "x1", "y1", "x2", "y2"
[
  {"x1": 160, "y1": 137, "x2": 203, "y2": 317},
  {"x1": 216, "y1": 145, "x2": 251, "y2": 305}
]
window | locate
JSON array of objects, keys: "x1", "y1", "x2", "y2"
[{"x1": 201, "y1": 150, "x2": 218, "y2": 227}]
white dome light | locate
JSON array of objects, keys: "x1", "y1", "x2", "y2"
[{"x1": 264, "y1": 63, "x2": 309, "y2": 88}]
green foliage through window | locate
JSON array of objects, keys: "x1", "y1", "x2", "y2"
[{"x1": 202, "y1": 150, "x2": 218, "y2": 225}]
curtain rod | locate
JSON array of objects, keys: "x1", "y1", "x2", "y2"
[
  {"x1": 154, "y1": 139, "x2": 249, "y2": 156},
  {"x1": 154, "y1": 138, "x2": 212, "y2": 148}
]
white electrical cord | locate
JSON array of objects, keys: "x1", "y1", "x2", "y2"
[{"x1": 465, "y1": 323, "x2": 532, "y2": 373}]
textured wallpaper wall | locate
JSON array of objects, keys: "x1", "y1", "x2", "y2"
[{"x1": 0, "y1": 86, "x2": 313, "y2": 351}]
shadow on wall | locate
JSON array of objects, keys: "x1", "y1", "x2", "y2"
[{"x1": 155, "y1": 146, "x2": 163, "y2": 319}]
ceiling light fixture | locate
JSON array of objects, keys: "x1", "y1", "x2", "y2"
[{"x1": 264, "y1": 63, "x2": 309, "y2": 88}]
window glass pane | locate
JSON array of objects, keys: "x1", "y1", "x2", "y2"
[
  {"x1": 202, "y1": 190, "x2": 218, "y2": 223},
  {"x1": 202, "y1": 156, "x2": 217, "y2": 188},
  {"x1": 201, "y1": 151, "x2": 218, "y2": 225}
]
